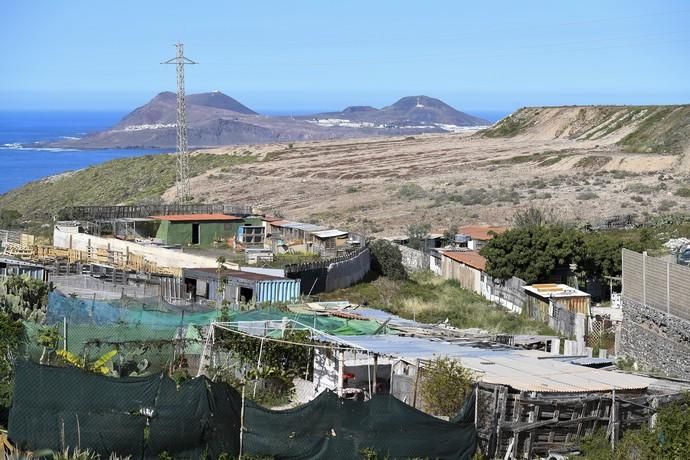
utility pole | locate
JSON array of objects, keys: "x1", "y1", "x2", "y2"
[{"x1": 163, "y1": 43, "x2": 197, "y2": 202}]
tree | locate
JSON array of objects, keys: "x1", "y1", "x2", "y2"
[
  {"x1": 406, "y1": 222, "x2": 431, "y2": 251},
  {"x1": 481, "y1": 225, "x2": 583, "y2": 283},
  {"x1": 420, "y1": 357, "x2": 475, "y2": 417},
  {"x1": 369, "y1": 239, "x2": 407, "y2": 280},
  {"x1": 0, "y1": 209, "x2": 22, "y2": 229},
  {"x1": 513, "y1": 206, "x2": 563, "y2": 229},
  {"x1": 442, "y1": 224, "x2": 459, "y2": 246}
]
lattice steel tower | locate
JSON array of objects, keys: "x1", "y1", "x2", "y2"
[{"x1": 163, "y1": 43, "x2": 197, "y2": 202}]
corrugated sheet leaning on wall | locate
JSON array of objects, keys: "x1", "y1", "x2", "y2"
[{"x1": 255, "y1": 279, "x2": 301, "y2": 303}]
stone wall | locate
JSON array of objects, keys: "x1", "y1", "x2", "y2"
[
  {"x1": 394, "y1": 244, "x2": 430, "y2": 273},
  {"x1": 620, "y1": 297, "x2": 690, "y2": 379}
]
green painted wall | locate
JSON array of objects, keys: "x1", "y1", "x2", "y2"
[{"x1": 155, "y1": 219, "x2": 254, "y2": 246}]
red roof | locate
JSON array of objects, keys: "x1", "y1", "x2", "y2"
[
  {"x1": 150, "y1": 214, "x2": 242, "y2": 222},
  {"x1": 457, "y1": 225, "x2": 507, "y2": 241},
  {"x1": 442, "y1": 251, "x2": 487, "y2": 271}
]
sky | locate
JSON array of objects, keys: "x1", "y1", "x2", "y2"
[{"x1": 1, "y1": 0, "x2": 689, "y2": 114}]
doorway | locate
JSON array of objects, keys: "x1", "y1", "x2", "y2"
[
  {"x1": 192, "y1": 223, "x2": 200, "y2": 245},
  {"x1": 239, "y1": 287, "x2": 254, "y2": 303}
]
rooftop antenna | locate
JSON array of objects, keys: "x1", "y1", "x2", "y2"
[{"x1": 163, "y1": 43, "x2": 197, "y2": 203}]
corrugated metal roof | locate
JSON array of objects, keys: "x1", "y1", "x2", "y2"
[
  {"x1": 184, "y1": 267, "x2": 287, "y2": 281},
  {"x1": 0, "y1": 256, "x2": 45, "y2": 269},
  {"x1": 311, "y1": 229, "x2": 349, "y2": 238},
  {"x1": 571, "y1": 357, "x2": 615, "y2": 366},
  {"x1": 441, "y1": 250, "x2": 487, "y2": 271},
  {"x1": 150, "y1": 214, "x2": 242, "y2": 222},
  {"x1": 281, "y1": 221, "x2": 328, "y2": 232},
  {"x1": 323, "y1": 334, "x2": 654, "y2": 393}
]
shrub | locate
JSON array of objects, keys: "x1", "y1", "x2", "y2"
[
  {"x1": 576, "y1": 191, "x2": 599, "y2": 200},
  {"x1": 397, "y1": 183, "x2": 427, "y2": 200},
  {"x1": 420, "y1": 357, "x2": 475, "y2": 417},
  {"x1": 368, "y1": 240, "x2": 407, "y2": 280},
  {"x1": 658, "y1": 199, "x2": 677, "y2": 212},
  {"x1": 625, "y1": 182, "x2": 655, "y2": 194},
  {"x1": 675, "y1": 187, "x2": 690, "y2": 197}
]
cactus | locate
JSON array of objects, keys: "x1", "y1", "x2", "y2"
[{"x1": 0, "y1": 275, "x2": 48, "y2": 322}]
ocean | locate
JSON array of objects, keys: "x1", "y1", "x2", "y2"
[{"x1": 0, "y1": 111, "x2": 167, "y2": 195}]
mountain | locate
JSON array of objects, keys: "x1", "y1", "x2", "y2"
[
  {"x1": 187, "y1": 91, "x2": 257, "y2": 114},
  {"x1": 42, "y1": 92, "x2": 489, "y2": 149},
  {"x1": 309, "y1": 96, "x2": 489, "y2": 127},
  {"x1": 113, "y1": 91, "x2": 256, "y2": 129}
]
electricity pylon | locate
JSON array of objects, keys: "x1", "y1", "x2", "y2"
[{"x1": 163, "y1": 43, "x2": 197, "y2": 202}]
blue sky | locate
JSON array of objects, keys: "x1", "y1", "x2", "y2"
[{"x1": 1, "y1": 0, "x2": 689, "y2": 113}]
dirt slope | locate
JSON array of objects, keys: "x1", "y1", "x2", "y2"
[{"x1": 483, "y1": 105, "x2": 690, "y2": 154}]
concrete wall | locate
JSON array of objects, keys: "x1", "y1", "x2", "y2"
[
  {"x1": 622, "y1": 248, "x2": 690, "y2": 321},
  {"x1": 54, "y1": 226, "x2": 219, "y2": 269},
  {"x1": 620, "y1": 297, "x2": 690, "y2": 379}
]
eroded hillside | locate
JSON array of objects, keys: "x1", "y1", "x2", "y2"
[{"x1": 483, "y1": 105, "x2": 690, "y2": 154}]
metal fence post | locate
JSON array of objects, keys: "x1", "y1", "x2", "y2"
[
  {"x1": 667, "y1": 262, "x2": 671, "y2": 315},
  {"x1": 642, "y1": 251, "x2": 647, "y2": 306}
]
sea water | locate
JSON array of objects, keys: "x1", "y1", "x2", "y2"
[{"x1": 0, "y1": 111, "x2": 167, "y2": 195}]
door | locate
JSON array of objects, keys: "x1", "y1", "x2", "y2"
[{"x1": 192, "y1": 223, "x2": 200, "y2": 245}]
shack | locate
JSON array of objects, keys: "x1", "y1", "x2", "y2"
[
  {"x1": 264, "y1": 219, "x2": 350, "y2": 256},
  {"x1": 524, "y1": 283, "x2": 591, "y2": 316},
  {"x1": 182, "y1": 267, "x2": 300, "y2": 304},
  {"x1": 151, "y1": 214, "x2": 258, "y2": 246},
  {"x1": 309, "y1": 229, "x2": 349, "y2": 257},
  {"x1": 440, "y1": 250, "x2": 486, "y2": 294},
  {"x1": 310, "y1": 333, "x2": 660, "y2": 459},
  {"x1": 0, "y1": 256, "x2": 48, "y2": 281}
]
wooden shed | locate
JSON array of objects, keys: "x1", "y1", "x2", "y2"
[{"x1": 523, "y1": 283, "x2": 591, "y2": 316}]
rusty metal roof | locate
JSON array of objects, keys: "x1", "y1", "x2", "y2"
[
  {"x1": 457, "y1": 225, "x2": 507, "y2": 241},
  {"x1": 441, "y1": 250, "x2": 487, "y2": 271}
]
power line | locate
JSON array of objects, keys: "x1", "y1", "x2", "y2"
[{"x1": 162, "y1": 43, "x2": 197, "y2": 203}]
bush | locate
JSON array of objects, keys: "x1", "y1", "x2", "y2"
[
  {"x1": 368, "y1": 240, "x2": 407, "y2": 280},
  {"x1": 625, "y1": 182, "x2": 656, "y2": 194},
  {"x1": 420, "y1": 357, "x2": 475, "y2": 417},
  {"x1": 397, "y1": 183, "x2": 427, "y2": 200},
  {"x1": 576, "y1": 191, "x2": 599, "y2": 200},
  {"x1": 675, "y1": 187, "x2": 690, "y2": 197},
  {"x1": 658, "y1": 199, "x2": 677, "y2": 212}
]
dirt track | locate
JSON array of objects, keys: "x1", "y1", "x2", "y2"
[{"x1": 161, "y1": 131, "x2": 690, "y2": 235}]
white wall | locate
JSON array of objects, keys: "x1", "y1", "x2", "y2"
[{"x1": 53, "y1": 226, "x2": 223, "y2": 269}]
